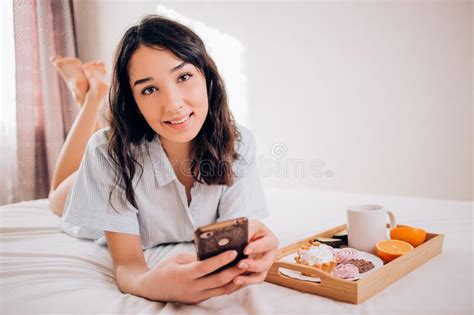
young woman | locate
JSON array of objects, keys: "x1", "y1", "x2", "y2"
[{"x1": 48, "y1": 15, "x2": 278, "y2": 304}]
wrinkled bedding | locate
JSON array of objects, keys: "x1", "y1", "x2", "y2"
[{"x1": 1, "y1": 188, "x2": 472, "y2": 314}]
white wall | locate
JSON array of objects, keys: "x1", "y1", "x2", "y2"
[{"x1": 73, "y1": 0, "x2": 473, "y2": 201}]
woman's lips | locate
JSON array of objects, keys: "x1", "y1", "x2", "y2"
[
  {"x1": 164, "y1": 112, "x2": 193, "y2": 124},
  {"x1": 164, "y1": 113, "x2": 193, "y2": 130}
]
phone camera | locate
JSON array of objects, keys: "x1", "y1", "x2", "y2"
[{"x1": 200, "y1": 231, "x2": 214, "y2": 239}]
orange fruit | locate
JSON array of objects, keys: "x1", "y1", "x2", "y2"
[
  {"x1": 376, "y1": 240, "x2": 414, "y2": 262},
  {"x1": 390, "y1": 226, "x2": 427, "y2": 247}
]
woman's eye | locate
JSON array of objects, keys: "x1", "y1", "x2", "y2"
[
  {"x1": 141, "y1": 86, "x2": 157, "y2": 95},
  {"x1": 141, "y1": 73, "x2": 192, "y2": 96},
  {"x1": 178, "y1": 73, "x2": 192, "y2": 82}
]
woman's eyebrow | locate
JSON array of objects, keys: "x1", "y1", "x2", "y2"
[
  {"x1": 133, "y1": 62, "x2": 188, "y2": 87},
  {"x1": 170, "y1": 61, "x2": 187, "y2": 73}
]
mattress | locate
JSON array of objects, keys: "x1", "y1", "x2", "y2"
[{"x1": 1, "y1": 188, "x2": 472, "y2": 314}]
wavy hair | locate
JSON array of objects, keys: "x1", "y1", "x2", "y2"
[{"x1": 106, "y1": 14, "x2": 240, "y2": 210}]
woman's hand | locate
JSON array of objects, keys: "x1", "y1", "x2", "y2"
[
  {"x1": 232, "y1": 220, "x2": 279, "y2": 287},
  {"x1": 138, "y1": 250, "x2": 247, "y2": 304}
]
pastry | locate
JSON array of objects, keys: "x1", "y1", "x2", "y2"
[
  {"x1": 294, "y1": 242, "x2": 337, "y2": 276},
  {"x1": 347, "y1": 259, "x2": 375, "y2": 273},
  {"x1": 332, "y1": 263, "x2": 359, "y2": 279},
  {"x1": 334, "y1": 247, "x2": 358, "y2": 264}
]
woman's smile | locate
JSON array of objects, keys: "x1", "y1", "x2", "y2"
[{"x1": 163, "y1": 112, "x2": 194, "y2": 130}]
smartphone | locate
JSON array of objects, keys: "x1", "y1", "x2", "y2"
[{"x1": 194, "y1": 217, "x2": 249, "y2": 274}]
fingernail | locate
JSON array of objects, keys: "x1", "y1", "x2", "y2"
[
  {"x1": 244, "y1": 247, "x2": 253, "y2": 255},
  {"x1": 228, "y1": 250, "x2": 238, "y2": 259},
  {"x1": 238, "y1": 262, "x2": 248, "y2": 269},
  {"x1": 235, "y1": 279, "x2": 243, "y2": 285}
]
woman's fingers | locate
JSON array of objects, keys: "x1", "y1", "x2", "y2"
[
  {"x1": 244, "y1": 230, "x2": 279, "y2": 255},
  {"x1": 173, "y1": 252, "x2": 197, "y2": 264},
  {"x1": 195, "y1": 265, "x2": 247, "y2": 290},
  {"x1": 238, "y1": 248, "x2": 277, "y2": 273},
  {"x1": 185, "y1": 250, "x2": 238, "y2": 279},
  {"x1": 196, "y1": 280, "x2": 245, "y2": 303},
  {"x1": 233, "y1": 270, "x2": 268, "y2": 286}
]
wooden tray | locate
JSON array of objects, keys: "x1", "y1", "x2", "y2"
[{"x1": 264, "y1": 224, "x2": 444, "y2": 304}]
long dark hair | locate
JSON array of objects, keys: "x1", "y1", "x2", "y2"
[{"x1": 107, "y1": 14, "x2": 240, "y2": 210}]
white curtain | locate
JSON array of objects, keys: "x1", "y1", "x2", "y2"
[{"x1": 0, "y1": 0, "x2": 18, "y2": 205}]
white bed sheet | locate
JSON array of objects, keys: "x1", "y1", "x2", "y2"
[{"x1": 1, "y1": 187, "x2": 472, "y2": 315}]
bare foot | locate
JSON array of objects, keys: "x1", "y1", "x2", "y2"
[
  {"x1": 83, "y1": 61, "x2": 109, "y2": 128},
  {"x1": 82, "y1": 61, "x2": 108, "y2": 100},
  {"x1": 49, "y1": 56, "x2": 89, "y2": 106}
]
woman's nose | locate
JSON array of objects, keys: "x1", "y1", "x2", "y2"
[{"x1": 162, "y1": 86, "x2": 184, "y2": 113}]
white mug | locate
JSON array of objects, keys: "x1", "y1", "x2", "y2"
[{"x1": 347, "y1": 204, "x2": 396, "y2": 253}]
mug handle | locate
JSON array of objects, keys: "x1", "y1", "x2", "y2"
[{"x1": 387, "y1": 211, "x2": 396, "y2": 228}]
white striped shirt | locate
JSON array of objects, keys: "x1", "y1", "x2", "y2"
[{"x1": 58, "y1": 125, "x2": 268, "y2": 249}]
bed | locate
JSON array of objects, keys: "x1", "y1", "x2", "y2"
[{"x1": 1, "y1": 187, "x2": 472, "y2": 314}]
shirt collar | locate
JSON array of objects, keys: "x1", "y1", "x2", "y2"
[{"x1": 146, "y1": 134, "x2": 177, "y2": 187}]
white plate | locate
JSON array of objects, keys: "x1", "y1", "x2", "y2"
[{"x1": 278, "y1": 248, "x2": 384, "y2": 282}]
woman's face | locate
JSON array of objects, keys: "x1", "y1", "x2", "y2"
[{"x1": 128, "y1": 45, "x2": 209, "y2": 144}]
